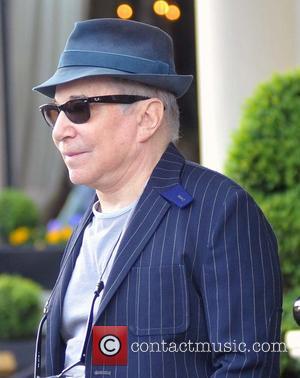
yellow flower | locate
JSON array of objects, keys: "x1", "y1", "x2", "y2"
[
  {"x1": 46, "y1": 230, "x2": 62, "y2": 245},
  {"x1": 60, "y1": 226, "x2": 73, "y2": 242},
  {"x1": 9, "y1": 227, "x2": 31, "y2": 246},
  {"x1": 46, "y1": 226, "x2": 72, "y2": 245}
]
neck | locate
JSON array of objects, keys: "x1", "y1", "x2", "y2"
[{"x1": 96, "y1": 143, "x2": 167, "y2": 212}]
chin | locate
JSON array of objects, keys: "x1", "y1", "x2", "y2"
[
  {"x1": 68, "y1": 171, "x2": 89, "y2": 186},
  {"x1": 68, "y1": 170, "x2": 100, "y2": 190}
]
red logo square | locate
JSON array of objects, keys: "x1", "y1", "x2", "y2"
[{"x1": 92, "y1": 326, "x2": 128, "y2": 365}]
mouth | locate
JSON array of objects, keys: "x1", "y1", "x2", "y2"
[{"x1": 63, "y1": 151, "x2": 89, "y2": 160}]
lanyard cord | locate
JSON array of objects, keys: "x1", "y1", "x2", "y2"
[
  {"x1": 34, "y1": 230, "x2": 123, "y2": 378},
  {"x1": 34, "y1": 312, "x2": 47, "y2": 378},
  {"x1": 79, "y1": 230, "x2": 123, "y2": 363},
  {"x1": 55, "y1": 280, "x2": 105, "y2": 378},
  {"x1": 80, "y1": 281, "x2": 104, "y2": 362},
  {"x1": 34, "y1": 280, "x2": 104, "y2": 378}
]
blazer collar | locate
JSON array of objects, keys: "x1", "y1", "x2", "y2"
[{"x1": 146, "y1": 142, "x2": 185, "y2": 189}]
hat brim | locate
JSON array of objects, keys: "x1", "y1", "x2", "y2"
[{"x1": 33, "y1": 67, "x2": 193, "y2": 99}]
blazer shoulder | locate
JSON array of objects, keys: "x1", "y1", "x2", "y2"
[
  {"x1": 181, "y1": 159, "x2": 277, "y2": 241},
  {"x1": 181, "y1": 159, "x2": 246, "y2": 199}
]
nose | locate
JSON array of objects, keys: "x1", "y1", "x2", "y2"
[{"x1": 52, "y1": 111, "x2": 77, "y2": 143}]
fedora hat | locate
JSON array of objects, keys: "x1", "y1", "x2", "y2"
[{"x1": 33, "y1": 18, "x2": 193, "y2": 98}]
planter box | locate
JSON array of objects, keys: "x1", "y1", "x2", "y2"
[{"x1": 0, "y1": 246, "x2": 63, "y2": 289}]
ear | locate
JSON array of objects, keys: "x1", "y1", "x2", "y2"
[{"x1": 136, "y1": 99, "x2": 165, "y2": 143}]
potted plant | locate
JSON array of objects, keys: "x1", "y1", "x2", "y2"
[
  {"x1": 0, "y1": 274, "x2": 42, "y2": 376},
  {"x1": 0, "y1": 188, "x2": 40, "y2": 247},
  {"x1": 225, "y1": 69, "x2": 300, "y2": 376},
  {"x1": 0, "y1": 188, "x2": 69, "y2": 289}
]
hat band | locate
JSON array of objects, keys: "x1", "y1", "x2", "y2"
[{"x1": 58, "y1": 50, "x2": 171, "y2": 74}]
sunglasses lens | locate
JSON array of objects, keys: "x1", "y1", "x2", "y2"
[
  {"x1": 42, "y1": 106, "x2": 59, "y2": 128},
  {"x1": 65, "y1": 100, "x2": 90, "y2": 124}
]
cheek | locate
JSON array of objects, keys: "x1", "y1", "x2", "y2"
[
  {"x1": 52, "y1": 131, "x2": 58, "y2": 148},
  {"x1": 100, "y1": 127, "x2": 136, "y2": 153}
]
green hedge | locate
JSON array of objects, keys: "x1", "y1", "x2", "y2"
[
  {"x1": 255, "y1": 188, "x2": 300, "y2": 289},
  {"x1": 226, "y1": 71, "x2": 300, "y2": 194},
  {"x1": 0, "y1": 188, "x2": 40, "y2": 243},
  {"x1": 225, "y1": 70, "x2": 300, "y2": 376},
  {"x1": 0, "y1": 274, "x2": 42, "y2": 339}
]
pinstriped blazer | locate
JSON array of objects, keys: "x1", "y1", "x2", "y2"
[{"x1": 45, "y1": 143, "x2": 282, "y2": 377}]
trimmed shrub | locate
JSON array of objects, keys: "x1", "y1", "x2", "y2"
[
  {"x1": 0, "y1": 274, "x2": 42, "y2": 339},
  {"x1": 0, "y1": 189, "x2": 40, "y2": 243},
  {"x1": 255, "y1": 188, "x2": 300, "y2": 289},
  {"x1": 226, "y1": 70, "x2": 300, "y2": 194}
]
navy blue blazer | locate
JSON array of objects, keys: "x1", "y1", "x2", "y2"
[{"x1": 45, "y1": 143, "x2": 282, "y2": 377}]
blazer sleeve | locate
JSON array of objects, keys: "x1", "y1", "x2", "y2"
[{"x1": 199, "y1": 187, "x2": 282, "y2": 377}]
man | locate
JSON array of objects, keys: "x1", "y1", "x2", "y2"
[{"x1": 33, "y1": 18, "x2": 282, "y2": 377}]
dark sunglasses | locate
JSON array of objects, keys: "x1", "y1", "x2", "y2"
[{"x1": 39, "y1": 95, "x2": 150, "y2": 128}]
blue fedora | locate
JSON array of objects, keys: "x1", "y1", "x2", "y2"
[{"x1": 33, "y1": 18, "x2": 193, "y2": 98}]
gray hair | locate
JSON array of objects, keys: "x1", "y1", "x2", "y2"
[{"x1": 110, "y1": 78, "x2": 180, "y2": 143}]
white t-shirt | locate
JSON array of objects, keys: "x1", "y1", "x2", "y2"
[{"x1": 61, "y1": 200, "x2": 137, "y2": 377}]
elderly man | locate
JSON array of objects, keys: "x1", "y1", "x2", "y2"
[{"x1": 33, "y1": 18, "x2": 282, "y2": 378}]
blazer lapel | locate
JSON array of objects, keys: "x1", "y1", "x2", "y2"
[
  {"x1": 95, "y1": 143, "x2": 186, "y2": 320},
  {"x1": 46, "y1": 201, "x2": 95, "y2": 373}
]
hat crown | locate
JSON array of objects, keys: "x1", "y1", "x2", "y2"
[
  {"x1": 33, "y1": 18, "x2": 193, "y2": 98},
  {"x1": 63, "y1": 18, "x2": 176, "y2": 74}
]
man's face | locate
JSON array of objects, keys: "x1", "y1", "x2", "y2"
[{"x1": 52, "y1": 78, "x2": 140, "y2": 190}]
